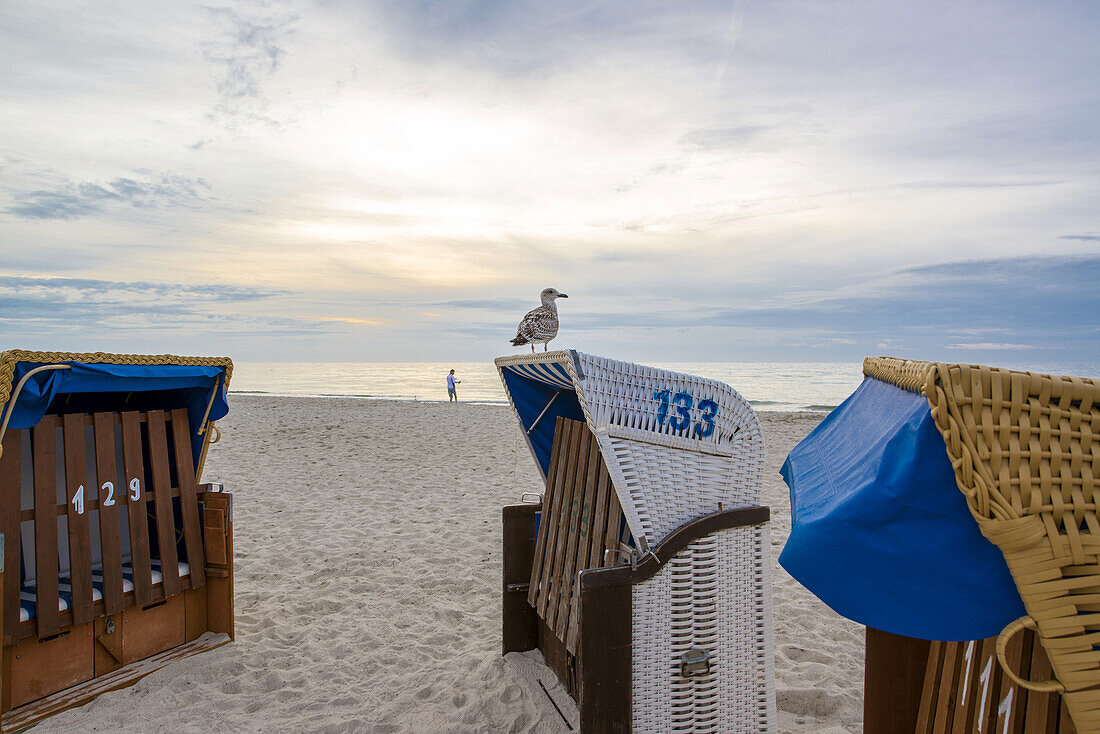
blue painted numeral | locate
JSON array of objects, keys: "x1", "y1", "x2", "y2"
[
  {"x1": 670, "y1": 391, "x2": 693, "y2": 430},
  {"x1": 653, "y1": 389, "x2": 670, "y2": 426},
  {"x1": 651, "y1": 389, "x2": 720, "y2": 438},
  {"x1": 695, "y1": 399, "x2": 717, "y2": 438}
]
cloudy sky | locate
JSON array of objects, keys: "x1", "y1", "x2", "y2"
[{"x1": 2, "y1": 0, "x2": 1097, "y2": 368}]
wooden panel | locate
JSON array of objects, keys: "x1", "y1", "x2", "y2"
[
  {"x1": 93, "y1": 613, "x2": 124, "y2": 677},
  {"x1": 62, "y1": 414, "x2": 94, "y2": 627},
  {"x1": 184, "y1": 586, "x2": 208, "y2": 643},
  {"x1": 201, "y1": 491, "x2": 234, "y2": 639},
  {"x1": 1024, "y1": 635, "x2": 1061, "y2": 733},
  {"x1": 9, "y1": 622, "x2": 94, "y2": 708},
  {"x1": 32, "y1": 417, "x2": 61, "y2": 637},
  {"x1": 502, "y1": 504, "x2": 539, "y2": 655},
  {"x1": 566, "y1": 437, "x2": 603, "y2": 654},
  {"x1": 586, "y1": 453, "x2": 611, "y2": 571},
  {"x1": 92, "y1": 412, "x2": 125, "y2": 615},
  {"x1": 863, "y1": 627, "x2": 930, "y2": 734},
  {"x1": 203, "y1": 507, "x2": 228, "y2": 565},
  {"x1": 2, "y1": 631, "x2": 230, "y2": 733},
  {"x1": 908, "y1": 632, "x2": 1074, "y2": 734},
  {"x1": 170, "y1": 410, "x2": 204, "y2": 588},
  {"x1": 1, "y1": 429, "x2": 22, "y2": 643},
  {"x1": 120, "y1": 596, "x2": 185, "y2": 664},
  {"x1": 121, "y1": 411, "x2": 153, "y2": 606},
  {"x1": 530, "y1": 417, "x2": 570, "y2": 612},
  {"x1": 544, "y1": 421, "x2": 583, "y2": 631},
  {"x1": 145, "y1": 411, "x2": 180, "y2": 597},
  {"x1": 577, "y1": 568, "x2": 632, "y2": 734},
  {"x1": 553, "y1": 426, "x2": 591, "y2": 641}
]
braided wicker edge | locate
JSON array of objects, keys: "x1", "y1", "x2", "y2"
[
  {"x1": 0, "y1": 349, "x2": 234, "y2": 481},
  {"x1": 0, "y1": 349, "x2": 234, "y2": 409},
  {"x1": 871, "y1": 355, "x2": 1100, "y2": 730}
]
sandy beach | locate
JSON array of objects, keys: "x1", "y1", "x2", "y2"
[{"x1": 33, "y1": 397, "x2": 863, "y2": 734}]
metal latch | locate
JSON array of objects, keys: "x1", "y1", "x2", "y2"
[{"x1": 680, "y1": 648, "x2": 711, "y2": 678}]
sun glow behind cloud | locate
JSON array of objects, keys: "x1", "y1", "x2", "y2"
[{"x1": 0, "y1": 0, "x2": 1098, "y2": 366}]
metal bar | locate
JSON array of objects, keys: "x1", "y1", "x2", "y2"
[
  {"x1": 526, "y1": 391, "x2": 560, "y2": 435},
  {"x1": 0, "y1": 364, "x2": 72, "y2": 458}
]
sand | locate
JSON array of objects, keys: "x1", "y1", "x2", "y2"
[{"x1": 33, "y1": 397, "x2": 864, "y2": 734}]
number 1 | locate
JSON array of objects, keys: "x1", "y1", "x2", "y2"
[{"x1": 72, "y1": 485, "x2": 85, "y2": 515}]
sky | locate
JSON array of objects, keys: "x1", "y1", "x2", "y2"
[{"x1": 1, "y1": 0, "x2": 1098, "y2": 369}]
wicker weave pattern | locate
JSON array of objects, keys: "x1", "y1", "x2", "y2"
[
  {"x1": 630, "y1": 524, "x2": 776, "y2": 734},
  {"x1": 865, "y1": 355, "x2": 1100, "y2": 731},
  {"x1": 572, "y1": 354, "x2": 764, "y2": 549}
]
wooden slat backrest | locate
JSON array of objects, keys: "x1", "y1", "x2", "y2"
[
  {"x1": 526, "y1": 417, "x2": 565, "y2": 609},
  {"x1": 146, "y1": 410, "x2": 181, "y2": 597},
  {"x1": 566, "y1": 436, "x2": 606, "y2": 653},
  {"x1": 0, "y1": 429, "x2": 21, "y2": 643},
  {"x1": 92, "y1": 412, "x2": 125, "y2": 615},
  {"x1": 32, "y1": 417, "x2": 61, "y2": 636},
  {"x1": 121, "y1": 411, "x2": 153, "y2": 606},
  {"x1": 5, "y1": 409, "x2": 207, "y2": 642},
  {"x1": 171, "y1": 409, "x2": 205, "y2": 588},
  {"x1": 549, "y1": 424, "x2": 591, "y2": 634},
  {"x1": 916, "y1": 634, "x2": 1077, "y2": 733},
  {"x1": 534, "y1": 419, "x2": 574, "y2": 619},
  {"x1": 62, "y1": 413, "x2": 94, "y2": 626},
  {"x1": 528, "y1": 418, "x2": 630, "y2": 653},
  {"x1": 544, "y1": 420, "x2": 583, "y2": 630}
]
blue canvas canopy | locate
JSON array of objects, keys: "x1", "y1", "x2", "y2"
[
  {"x1": 779, "y1": 375, "x2": 1025, "y2": 641},
  {"x1": 497, "y1": 355, "x2": 587, "y2": 478},
  {"x1": 0, "y1": 352, "x2": 231, "y2": 473}
]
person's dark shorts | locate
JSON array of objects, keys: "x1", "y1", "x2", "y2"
[{"x1": 448, "y1": 388, "x2": 457, "y2": 398}]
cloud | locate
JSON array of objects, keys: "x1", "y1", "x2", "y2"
[
  {"x1": 947, "y1": 343, "x2": 1041, "y2": 350},
  {"x1": 1061, "y1": 234, "x2": 1100, "y2": 242},
  {"x1": 201, "y1": 2, "x2": 300, "y2": 126},
  {"x1": 6, "y1": 172, "x2": 211, "y2": 220},
  {"x1": 0, "y1": 275, "x2": 286, "y2": 335}
]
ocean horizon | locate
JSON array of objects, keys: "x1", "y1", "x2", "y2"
[{"x1": 225, "y1": 358, "x2": 1099, "y2": 413}]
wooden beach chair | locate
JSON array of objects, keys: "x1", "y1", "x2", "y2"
[
  {"x1": 498, "y1": 351, "x2": 776, "y2": 733},
  {"x1": 0, "y1": 350, "x2": 235, "y2": 731},
  {"x1": 781, "y1": 356, "x2": 1099, "y2": 733}
]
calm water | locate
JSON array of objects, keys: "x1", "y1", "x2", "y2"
[{"x1": 229, "y1": 361, "x2": 867, "y2": 412}]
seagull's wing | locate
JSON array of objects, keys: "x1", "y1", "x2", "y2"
[{"x1": 518, "y1": 306, "x2": 559, "y2": 341}]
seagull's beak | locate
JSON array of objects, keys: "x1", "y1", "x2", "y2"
[{"x1": 559, "y1": 293, "x2": 569, "y2": 298}]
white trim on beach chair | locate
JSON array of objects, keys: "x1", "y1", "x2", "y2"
[{"x1": 495, "y1": 350, "x2": 765, "y2": 550}]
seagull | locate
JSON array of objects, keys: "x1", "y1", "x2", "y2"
[{"x1": 511, "y1": 288, "x2": 568, "y2": 352}]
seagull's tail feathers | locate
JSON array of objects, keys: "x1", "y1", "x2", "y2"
[{"x1": 510, "y1": 334, "x2": 529, "y2": 346}]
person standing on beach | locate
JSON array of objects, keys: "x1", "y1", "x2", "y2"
[{"x1": 447, "y1": 369, "x2": 461, "y2": 402}]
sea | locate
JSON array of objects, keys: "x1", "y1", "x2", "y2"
[
  {"x1": 228, "y1": 359, "x2": 1099, "y2": 413},
  {"x1": 229, "y1": 361, "x2": 863, "y2": 413}
]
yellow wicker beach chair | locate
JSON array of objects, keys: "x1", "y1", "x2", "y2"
[{"x1": 863, "y1": 357, "x2": 1099, "y2": 733}]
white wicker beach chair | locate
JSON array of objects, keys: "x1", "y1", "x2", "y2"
[{"x1": 498, "y1": 350, "x2": 775, "y2": 734}]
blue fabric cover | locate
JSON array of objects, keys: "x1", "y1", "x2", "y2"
[
  {"x1": 500, "y1": 363, "x2": 585, "y2": 477},
  {"x1": 3, "y1": 360, "x2": 229, "y2": 470},
  {"x1": 779, "y1": 376, "x2": 1025, "y2": 641}
]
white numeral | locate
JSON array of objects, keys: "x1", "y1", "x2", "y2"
[
  {"x1": 998, "y1": 687, "x2": 1014, "y2": 734},
  {"x1": 72, "y1": 485, "x2": 85, "y2": 515},
  {"x1": 977, "y1": 655, "x2": 994, "y2": 732},
  {"x1": 129, "y1": 477, "x2": 141, "y2": 500},
  {"x1": 961, "y1": 640, "x2": 975, "y2": 698},
  {"x1": 102, "y1": 480, "x2": 116, "y2": 506}
]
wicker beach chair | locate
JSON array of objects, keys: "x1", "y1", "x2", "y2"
[
  {"x1": 0, "y1": 350, "x2": 235, "y2": 731},
  {"x1": 498, "y1": 350, "x2": 776, "y2": 734},
  {"x1": 782, "y1": 356, "x2": 1099, "y2": 733}
]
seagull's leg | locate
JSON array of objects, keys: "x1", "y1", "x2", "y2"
[{"x1": 543, "y1": 343, "x2": 547, "y2": 351}]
